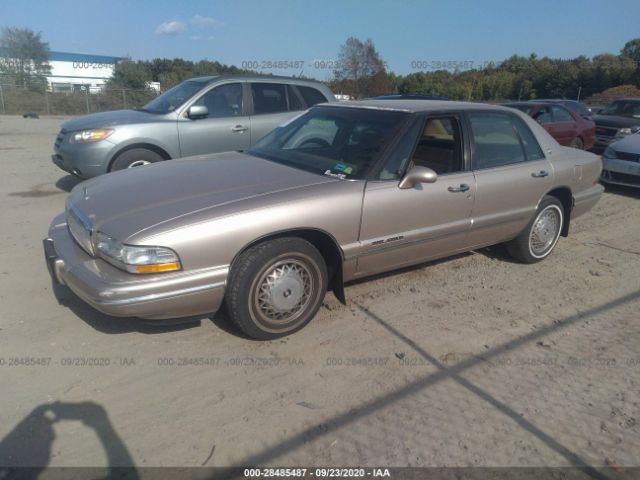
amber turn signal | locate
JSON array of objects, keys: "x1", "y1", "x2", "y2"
[{"x1": 134, "y1": 262, "x2": 181, "y2": 274}]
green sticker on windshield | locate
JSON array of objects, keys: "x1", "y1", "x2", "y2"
[{"x1": 333, "y1": 163, "x2": 353, "y2": 174}]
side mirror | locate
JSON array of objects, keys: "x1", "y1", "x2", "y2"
[
  {"x1": 187, "y1": 105, "x2": 208, "y2": 119},
  {"x1": 398, "y1": 166, "x2": 438, "y2": 189}
]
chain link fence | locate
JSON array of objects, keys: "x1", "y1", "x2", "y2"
[{"x1": 0, "y1": 84, "x2": 159, "y2": 116}]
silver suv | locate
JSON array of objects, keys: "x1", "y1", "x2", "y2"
[{"x1": 52, "y1": 75, "x2": 336, "y2": 178}]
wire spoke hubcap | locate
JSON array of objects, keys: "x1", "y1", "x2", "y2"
[
  {"x1": 530, "y1": 206, "x2": 561, "y2": 256},
  {"x1": 255, "y1": 260, "x2": 312, "y2": 323}
]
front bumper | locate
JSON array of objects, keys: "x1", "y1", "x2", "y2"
[
  {"x1": 44, "y1": 218, "x2": 228, "y2": 320},
  {"x1": 601, "y1": 157, "x2": 640, "y2": 188},
  {"x1": 52, "y1": 136, "x2": 115, "y2": 178}
]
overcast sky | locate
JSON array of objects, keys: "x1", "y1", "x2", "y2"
[{"x1": 3, "y1": 0, "x2": 639, "y2": 79}]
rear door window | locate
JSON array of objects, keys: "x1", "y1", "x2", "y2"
[
  {"x1": 551, "y1": 105, "x2": 575, "y2": 123},
  {"x1": 469, "y1": 112, "x2": 529, "y2": 169},
  {"x1": 251, "y1": 83, "x2": 288, "y2": 114}
]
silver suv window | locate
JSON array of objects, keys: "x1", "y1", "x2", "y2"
[
  {"x1": 192, "y1": 83, "x2": 243, "y2": 118},
  {"x1": 251, "y1": 83, "x2": 288, "y2": 114}
]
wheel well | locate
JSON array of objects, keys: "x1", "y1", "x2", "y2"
[
  {"x1": 546, "y1": 187, "x2": 573, "y2": 237},
  {"x1": 233, "y1": 229, "x2": 346, "y2": 304},
  {"x1": 108, "y1": 143, "x2": 171, "y2": 171}
]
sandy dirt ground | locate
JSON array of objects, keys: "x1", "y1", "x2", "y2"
[{"x1": 0, "y1": 115, "x2": 639, "y2": 472}]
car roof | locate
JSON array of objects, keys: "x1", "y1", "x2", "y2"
[
  {"x1": 187, "y1": 74, "x2": 327, "y2": 87},
  {"x1": 324, "y1": 99, "x2": 517, "y2": 113}
]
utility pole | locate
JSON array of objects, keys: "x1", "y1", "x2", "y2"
[
  {"x1": 577, "y1": 86, "x2": 582, "y2": 101},
  {"x1": 84, "y1": 86, "x2": 90, "y2": 113},
  {"x1": 0, "y1": 85, "x2": 5, "y2": 114},
  {"x1": 122, "y1": 89, "x2": 126, "y2": 109}
]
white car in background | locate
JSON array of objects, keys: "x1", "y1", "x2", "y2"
[{"x1": 601, "y1": 134, "x2": 640, "y2": 188}]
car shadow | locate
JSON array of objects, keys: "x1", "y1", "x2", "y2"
[
  {"x1": 55, "y1": 174, "x2": 83, "y2": 193},
  {"x1": 602, "y1": 182, "x2": 640, "y2": 199},
  {"x1": 52, "y1": 283, "x2": 202, "y2": 334},
  {"x1": 474, "y1": 244, "x2": 521, "y2": 264}
]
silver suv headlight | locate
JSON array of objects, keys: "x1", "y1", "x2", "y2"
[{"x1": 93, "y1": 232, "x2": 181, "y2": 274}]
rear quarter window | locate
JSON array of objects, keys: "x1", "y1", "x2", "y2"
[{"x1": 298, "y1": 86, "x2": 329, "y2": 107}]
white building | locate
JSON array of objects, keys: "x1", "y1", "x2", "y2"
[{"x1": 47, "y1": 51, "x2": 122, "y2": 93}]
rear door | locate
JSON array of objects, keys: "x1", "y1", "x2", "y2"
[
  {"x1": 467, "y1": 111, "x2": 553, "y2": 247},
  {"x1": 549, "y1": 105, "x2": 578, "y2": 146},
  {"x1": 357, "y1": 114, "x2": 475, "y2": 276},
  {"x1": 249, "y1": 82, "x2": 305, "y2": 144},
  {"x1": 177, "y1": 82, "x2": 251, "y2": 157}
]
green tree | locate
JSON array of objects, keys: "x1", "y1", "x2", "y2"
[
  {"x1": 621, "y1": 38, "x2": 640, "y2": 64},
  {"x1": 0, "y1": 27, "x2": 51, "y2": 90},
  {"x1": 332, "y1": 37, "x2": 389, "y2": 98},
  {"x1": 107, "y1": 60, "x2": 151, "y2": 90}
]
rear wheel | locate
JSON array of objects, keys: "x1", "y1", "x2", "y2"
[
  {"x1": 110, "y1": 148, "x2": 163, "y2": 171},
  {"x1": 225, "y1": 237, "x2": 328, "y2": 340},
  {"x1": 506, "y1": 196, "x2": 564, "y2": 264},
  {"x1": 570, "y1": 136, "x2": 584, "y2": 150}
]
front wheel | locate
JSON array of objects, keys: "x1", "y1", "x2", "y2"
[
  {"x1": 225, "y1": 238, "x2": 328, "y2": 340},
  {"x1": 506, "y1": 196, "x2": 564, "y2": 264}
]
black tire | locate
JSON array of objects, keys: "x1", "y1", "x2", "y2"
[
  {"x1": 110, "y1": 148, "x2": 163, "y2": 171},
  {"x1": 506, "y1": 196, "x2": 564, "y2": 264},
  {"x1": 570, "y1": 136, "x2": 584, "y2": 150},
  {"x1": 225, "y1": 237, "x2": 328, "y2": 340}
]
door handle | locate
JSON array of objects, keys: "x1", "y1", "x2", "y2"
[
  {"x1": 531, "y1": 170, "x2": 549, "y2": 178},
  {"x1": 448, "y1": 184, "x2": 470, "y2": 193},
  {"x1": 231, "y1": 125, "x2": 248, "y2": 132}
]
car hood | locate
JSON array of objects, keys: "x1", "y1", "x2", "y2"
[
  {"x1": 68, "y1": 152, "x2": 336, "y2": 242},
  {"x1": 593, "y1": 114, "x2": 640, "y2": 129},
  {"x1": 608, "y1": 133, "x2": 640, "y2": 152},
  {"x1": 62, "y1": 109, "x2": 168, "y2": 131}
]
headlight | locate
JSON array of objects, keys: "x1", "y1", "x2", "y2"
[
  {"x1": 69, "y1": 129, "x2": 114, "y2": 144},
  {"x1": 617, "y1": 126, "x2": 640, "y2": 137},
  {"x1": 93, "y1": 232, "x2": 181, "y2": 274},
  {"x1": 602, "y1": 146, "x2": 617, "y2": 159}
]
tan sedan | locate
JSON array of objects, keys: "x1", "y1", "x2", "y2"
[{"x1": 44, "y1": 100, "x2": 603, "y2": 339}]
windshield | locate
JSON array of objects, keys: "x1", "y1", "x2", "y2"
[
  {"x1": 600, "y1": 100, "x2": 640, "y2": 118},
  {"x1": 142, "y1": 80, "x2": 207, "y2": 114},
  {"x1": 247, "y1": 106, "x2": 409, "y2": 180}
]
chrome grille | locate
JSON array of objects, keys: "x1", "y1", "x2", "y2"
[
  {"x1": 595, "y1": 126, "x2": 618, "y2": 138},
  {"x1": 66, "y1": 202, "x2": 94, "y2": 255}
]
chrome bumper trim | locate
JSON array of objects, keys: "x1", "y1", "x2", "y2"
[{"x1": 94, "y1": 281, "x2": 226, "y2": 306}]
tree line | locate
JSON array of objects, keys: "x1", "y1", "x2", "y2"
[
  {"x1": 329, "y1": 37, "x2": 640, "y2": 103},
  {"x1": 2, "y1": 26, "x2": 640, "y2": 104}
]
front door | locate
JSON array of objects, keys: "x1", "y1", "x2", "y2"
[
  {"x1": 177, "y1": 82, "x2": 251, "y2": 157},
  {"x1": 357, "y1": 115, "x2": 475, "y2": 276}
]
